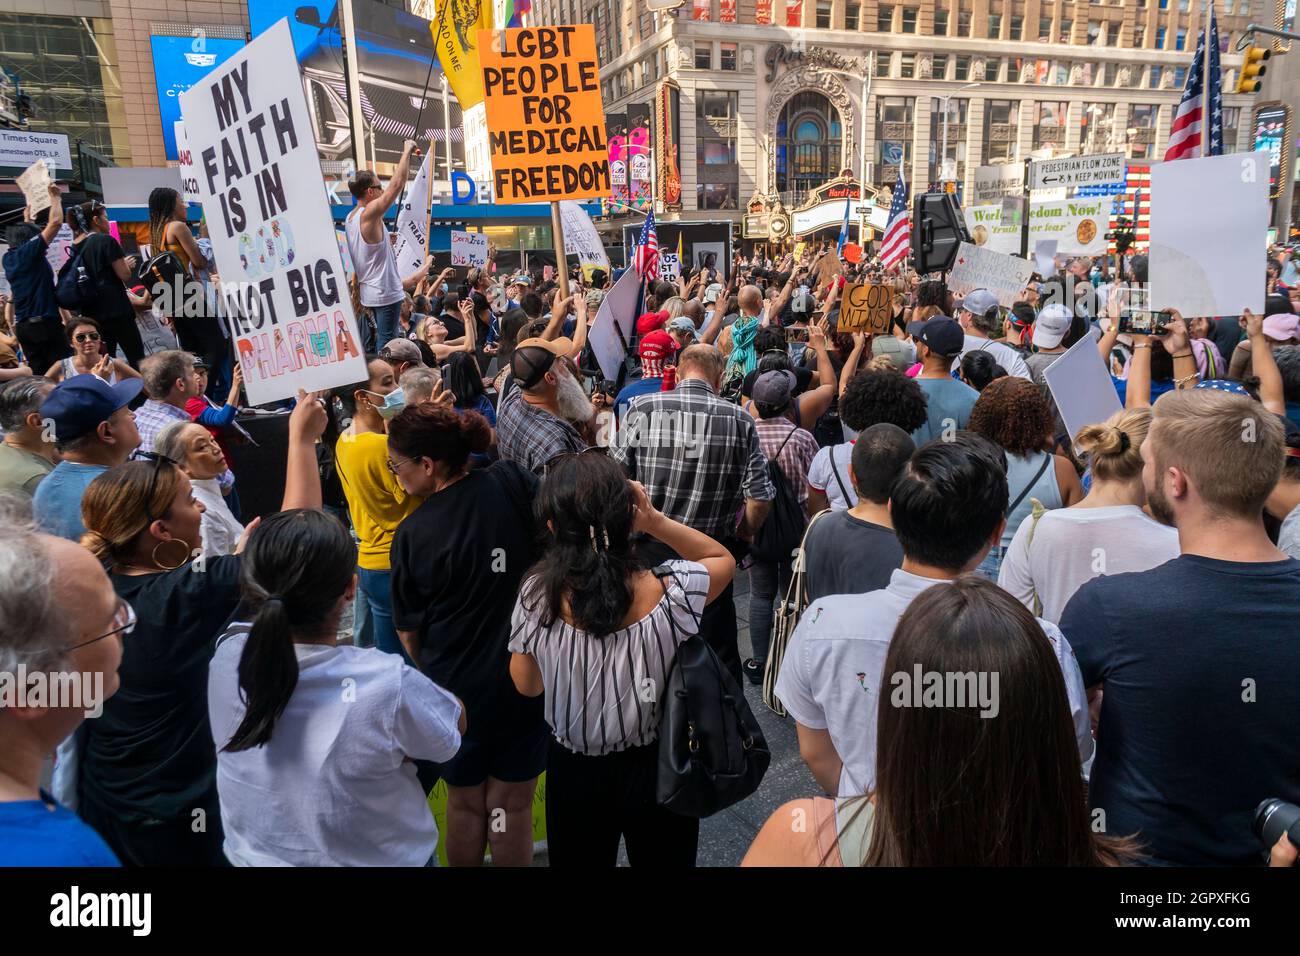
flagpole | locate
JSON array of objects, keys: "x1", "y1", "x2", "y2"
[
  {"x1": 1201, "y1": 0, "x2": 1211, "y2": 156},
  {"x1": 550, "y1": 202, "x2": 570, "y2": 300}
]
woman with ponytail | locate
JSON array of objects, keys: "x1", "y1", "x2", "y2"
[
  {"x1": 207, "y1": 510, "x2": 464, "y2": 866},
  {"x1": 71, "y1": 391, "x2": 327, "y2": 865},
  {"x1": 997, "y1": 407, "x2": 1180, "y2": 623},
  {"x1": 387, "y1": 402, "x2": 545, "y2": 866},
  {"x1": 507, "y1": 453, "x2": 735, "y2": 867}
]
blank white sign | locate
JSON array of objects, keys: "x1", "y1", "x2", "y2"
[{"x1": 1043, "y1": 334, "x2": 1123, "y2": 442}]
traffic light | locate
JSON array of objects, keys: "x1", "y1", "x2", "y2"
[{"x1": 1237, "y1": 45, "x2": 1270, "y2": 94}]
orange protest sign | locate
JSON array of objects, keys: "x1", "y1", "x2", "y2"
[
  {"x1": 838, "y1": 282, "x2": 893, "y2": 334},
  {"x1": 478, "y1": 25, "x2": 610, "y2": 205}
]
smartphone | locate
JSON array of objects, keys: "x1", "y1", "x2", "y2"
[{"x1": 1117, "y1": 310, "x2": 1171, "y2": 336}]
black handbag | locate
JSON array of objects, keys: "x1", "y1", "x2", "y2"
[{"x1": 654, "y1": 568, "x2": 771, "y2": 818}]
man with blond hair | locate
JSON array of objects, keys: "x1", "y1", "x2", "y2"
[{"x1": 1060, "y1": 389, "x2": 1300, "y2": 866}]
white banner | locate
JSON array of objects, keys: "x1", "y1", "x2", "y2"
[
  {"x1": 174, "y1": 122, "x2": 203, "y2": 205},
  {"x1": 963, "y1": 204, "x2": 1021, "y2": 255},
  {"x1": 451, "y1": 230, "x2": 489, "y2": 267},
  {"x1": 559, "y1": 199, "x2": 610, "y2": 269},
  {"x1": 590, "y1": 265, "x2": 640, "y2": 381},
  {"x1": 394, "y1": 149, "x2": 432, "y2": 278},
  {"x1": 0, "y1": 129, "x2": 71, "y2": 169},
  {"x1": 178, "y1": 19, "x2": 367, "y2": 405},
  {"x1": 948, "y1": 242, "x2": 1035, "y2": 308},
  {"x1": 1027, "y1": 197, "x2": 1109, "y2": 256},
  {"x1": 658, "y1": 251, "x2": 681, "y2": 280}
]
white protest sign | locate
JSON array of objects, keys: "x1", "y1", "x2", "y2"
[
  {"x1": 1028, "y1": 197, "x2": 1108, "y2": 256},
  {"x1": 1043, "y1": 334, "x2": 1123, "y2": 442},
  {"x1": 963, "y1": 204, "x2": 1021, "y2": 255},
  {"x1": 394, "y1": 149, "x2": 432, "y2": 277},
  {"x1": 948, "y1": 242, "x2": 1035, "y2": 308},
  {"x1": 559, "y1": 199, "x2": 609, "y2": 268},
  {"x1": 45, "y1": 223, "x2": 73, "y2": 276},
  {"x1": 450, "y1": 230, "x2": 489, "y2": 267},
  {"x1": 1034, "y1": 239, "x2": 1058, "y2": 276},
  {"x1": 659, "y1": 251, "x2": 680, "y2": 280},
  {"x1": 178, "y1": 18, "x2": 367, "y2": 405},
  {"x1": 16, "y1": 160, "x2": 52, "y2": 214},
  {"x1": 174, "y1": 122, "x2": 204, "y2": 205},
  {"x1": 973, "y1": 163, "x2": 1025, "y2": 204},
  {"x1": 589, "y1": 265, "x2": 640, "y2": 381},
  {"x1": 1028, "y1": 152, "x2": 1125, "y2": 190},
  {"x1": 1149, "y1": 152, "x2": 1268, "y2": 318}
]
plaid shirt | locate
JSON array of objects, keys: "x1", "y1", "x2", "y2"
[
  {"x1": 610, "y1": 378, "x2": 774, "y2": 539},
  {"x1": 497, "y1": 383, "x2": 587, "y2": 476},
  {"x1": 132, "y1": 399, "x2": 235, "y2": 494},
  {"x1": 754, "y1": 418, "x2": 819, "y2": 505}
]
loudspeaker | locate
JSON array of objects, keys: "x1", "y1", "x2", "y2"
[{"x1": 910, "y1": 193, "x2": 971, "y2": 274}]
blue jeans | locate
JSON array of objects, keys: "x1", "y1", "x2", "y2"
[
  {"x1": 371, "y1": 301, "x2": 404, "y2": 351},
  {"x1": 975, "y1": 546, "x2": 1005, "y2": 582},
  {"x1": 747, "y1": 557, "x2": 792, "y2": 666},
  {"x1": 355, "y1": 567, "x2": 410, "y2": 663}
]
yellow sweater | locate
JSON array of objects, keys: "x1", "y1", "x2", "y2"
[{"x1": 334, "y1": 430, "x2": 421, "y2": 571}]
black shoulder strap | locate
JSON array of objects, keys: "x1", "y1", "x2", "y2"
[
  {"x1": 828, "y1": 444, "x2": 852, "y2": 503},
  {"x1": 1006, "y1": 453, "x2": 1052, "y2": 517}
]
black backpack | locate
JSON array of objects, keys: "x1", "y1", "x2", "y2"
[
  {"x1": 54, "y1": 242, "x2": 96, "y2": 313},
  {"x1": 749, "y1": 426, "x2": 808, "y2": 563},
  {"x1": 654, "y1": 569, "x2": 770, "y2": 818},
  {"x1": 136, "y1": 250, "x2": 186, "y2": 315}
]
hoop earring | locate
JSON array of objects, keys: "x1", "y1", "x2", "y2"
[{"x1": 151, "y1": 538, "x2": 192, "y2": 571}]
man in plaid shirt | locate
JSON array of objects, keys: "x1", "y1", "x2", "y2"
[
  {"x1": 132, "y1": 350, "x2": 235, "y2": 495},
  {"x1": 611, "y1": 344, "x2": 773, "y2": 685}
]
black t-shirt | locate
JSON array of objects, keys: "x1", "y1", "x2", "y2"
[
  {"x1": 803, "y1": 510, "x2": 904, "y2": 601},
  {"x1": 1060, "y1": 555, "x2": 1300, "y2": 866},
  {"x1": 1210, "y1": 317, "x2": 1244, "y2": 372},
  {"x1": 390, "y1": 461, "x2": 541, "y2": 722},
  {"x1": 81, "y1": 557, "x2": 243, "y2": 820},
  {"x1": 438, "y1": 311, "x2": 467, "y2": 342},
  {"x1": 77, "y1": 233, "x2": 134, "y2": 323}
]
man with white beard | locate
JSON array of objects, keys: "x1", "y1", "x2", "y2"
[{"x1": 496, "y1": 337, "x2": 590, "y2": 475}]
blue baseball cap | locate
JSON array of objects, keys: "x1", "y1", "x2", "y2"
[
  {"x1": 40, "y1": 374, "x2": 142, "y2": 443},
  {"x1": 906, "y1": 316, "x2": 965, "y2": 358}
]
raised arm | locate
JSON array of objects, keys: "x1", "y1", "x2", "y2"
[
  {"x1": 281, "y1": 390, "x2": 327, "y2": 511},
  {"x1": 541, "y1": 295, "x2": 572, "y2": 341},
  {"x1": 568, "y1": 293, "x2": 589, "y2": 358},
  {"x1": 1159, "y1": 310, "x2": 1197, "y2": 390},
  {"x1": 839, "y1": 332, "x2": 867, "y2": 399},
  {"x1": 630, "y1": 480, "x2": 736, "y2": 603},
  {"x1": 362, "y1": 140, "x2": 416, "y2": 235},
  {"x1": 40, "y1": 185, "x2": 65, "y2": 245},
  {"x1": 402, "y1": 255, "x2": 434, "y2": 292},
  {"x1": 1244, "y1": 308, "x2": 1286, "y2": 415},
  {"x1": 797, "y1": 321, "x2": 837, "y2": 423},
  {"x1": 1125, "y1": 336, "x2": 1152, "y2": 409}
]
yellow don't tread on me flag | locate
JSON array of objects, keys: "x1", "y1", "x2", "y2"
[{"x1": 432, "y1": 0, "x2": 493, "y2": 109}]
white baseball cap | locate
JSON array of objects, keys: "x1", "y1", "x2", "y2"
[{"x1": 1033, "y1": 304, "x2": 1074, "y2": 349}]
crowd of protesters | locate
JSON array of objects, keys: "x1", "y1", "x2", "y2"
[{"x1": 1, "y1": 162, "x2": 1299, "y2": 870}]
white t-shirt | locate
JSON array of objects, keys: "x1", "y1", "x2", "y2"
[
  {"x1": 193, "y1": 477, "x2": 244, "y2": 558},
  {"x1": 774, "y1": 568, "x2": 1094, "y2": 796},
  {"x1": 959, "y1": 334, "x2": 1033, "y2": 380},
  {"x1": 208, "y1": 628, "x2": 462, "y2": 866},
  {"x1": 998, "y1": 504, "x2": 1181, "y2": 624},
  {"x1": 807, "y1": 441, "x2": 857, "y2": 510}
]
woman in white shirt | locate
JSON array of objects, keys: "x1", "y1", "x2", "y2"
[
  {"x1": 207, "y1": 509, "x2": 464, "y2": 866},
  {"x1": 154, "y1": 421, "x2": 243, "y2": 559},
  {"x1": 998, "y1": 407, "x2": 1180, "y2": 623}
]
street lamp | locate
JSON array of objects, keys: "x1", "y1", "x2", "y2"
[{"x1": 940, "y1": 82, "x2": 980, "y2": 182}]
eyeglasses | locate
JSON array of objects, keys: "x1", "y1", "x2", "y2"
[
  {"x1": 136, "y1": 451, "x2": 179, "y2": 524},
  {"x1": 75, "y1": 332, "x2": 101, "y2": 343},
  {"x1": 62, "y1": 598, "x2": 136, "y2": 653},
  {"x1": 385, "y1": 455, "x2": 418, "y2": 474}
]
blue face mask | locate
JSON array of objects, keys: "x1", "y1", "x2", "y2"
[
  {"x1": 441, "y1": 282, "x2": 449, "y2": 294},
  {"x1": 364, "y1": 388, "x2": 406, "y2": 421}
]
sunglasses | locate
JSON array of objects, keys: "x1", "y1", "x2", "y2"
[
  {"x1": 75, "y1": 332, "x2": 101, "y2": 343},
  {"x1": 136, "y1": 451, "x2": 179, "y2": 525},
  {"x1": 62, "y1": 598, "x2": 136, "y2": 653}
]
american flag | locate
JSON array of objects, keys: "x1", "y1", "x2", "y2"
[
  {"x1": 1164, "y1": 15, "x2": 1221, "y2": 162},
  {"x1": 634, "y1": 209, "x2": 659, "y2": 277},
  {"x1": 877, "y1": 169, "x2": 910, "y2": 268},
  {"x1": 1207, "y1": 6, "x2": 1224, "y2": 155}
]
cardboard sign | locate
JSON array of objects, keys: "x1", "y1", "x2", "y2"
[
  {"x1": 178, "y1": 19, "x2": 367, "y2": 406},
  {"x1": 1043, "y1": 334, "x2": 1123, "y2": 442},
  {"x1": 658, "y1": 251, "x2": 680, "y2": 280},
  {"x1": 16, "y1": 160, "x2": 53, "y2": 214},
  {"x1": 838, "y1": 282, "x2": 893, "y2": 334},
  {"x1": 451, "y1": 230, "x2": 489, "y2": 267},
  {"x1": 478, "y1": 26, "x2": 610, "y2": 204},
  {"x1": 1150, "y1": 152, "x2": 1268, "y2": 318},
  {"x1": 1027, "y1": 198, "x2": 1108, "y2": 256},
  {"x1": 948, "y1": 242, "x2": 1034, "y2": 308},
  {"x1": 963, "y1": 204, "x2": 1021, "y2": 255}
]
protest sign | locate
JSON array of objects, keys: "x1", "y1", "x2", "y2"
[
  {"x1": 478, "y1": 25, "x2": 609, "y2": 204},
  {"x1": 972, "y1": 164, "x2": 1024, "y2": 204},
  {"x1": 659, "y1": 251, "x2": 681, "y2": 280},
  {"x1": 1027, "y1": 197, "x2": 1108, "y2": 256},
  {"x1": 948, "y1": 242, "x2": 1034, "y2": 308},
  {"x1": 1043, "y1": 335, "x2": 1122, "y2": 442},
  {"x1": 589, "y1": 264, "x2": 639, "y2": 381},
  {"x1": 16, "y1": 160, "x2": 52, "y2": 214},
  {"x1": 838, "y1": 282, "x2": 893, "y2": 334},
  {"x1": 451, "y1": 230, "x2": 489, "y2": 267},
  {"x1": 1149, "y1": 152, "x2": 1268, "y2": 318},
  {"x1": 559, "y1": 199, "x2": 609, "y2": 269},
  {"x1": 963, "y1": 204, "x2": 1021, "y2": 255},
  {"x1": 45, "y1": 223, "x2": 72, "y2": 275},
  {"x1": 1034, "y1": 239, "x2": 1058, "y2": 276},
  {"x1": 394, "y1": 149, "x2": 432, "y2": 278},
  {"x1": 178, "y1": 18, "x2": 367, "y2": 406},
  {"x1": 174, "y1": 122, "x2": 204, "y2": 205}
]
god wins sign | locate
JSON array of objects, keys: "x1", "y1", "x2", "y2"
[
  {"x1": 838, "y1": 283, "x2": 893, "y2": 334},
  {"x1": 478, "y1": 26, "x2": 610, "y2": 204}
]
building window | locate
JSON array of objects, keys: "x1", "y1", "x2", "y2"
[
  {"x1": 877, "y1": 4, "x2": 894, "y2": 30},
  {"x1": 1149, "y1": 65, "x2": 1163, "y2": 88},
  {"x1": 935, "y1": 9, "x2": 948, "y2": 34},
  {"x1": 1178, "y1": 0, "x2": 1189, "y2": 9},
  {"x1": 695, "y1": 43, "x2": 712, "y2": 69},
  {"x1": 1081, "y1": 102, "x2": 1116, "y2": 152},
  {"x1": 1159, "y1": 0, "x2": 1167, "y2": 8},
  {"x1": 932, "y1": 54, "x2": 949, "y2": 79},
  {"x1": 1173, "y1": 65, "x2": 1186, "y2": 88},
  {"x1": 955, "y1": 55, "x2": 971, "y2": 81},
  {"x1": 1034, "y1": 101, "x2": 1068, "y2": 149},
  {"x1": 875, "y1": 96, "x2": 916, "y2": 187},
  {"x1": 1010, "y1": 14, "x2": 1023, "y2": 39},
  {"x1": 846, "y1": 3, "x2": 861, "y2": 29},
  {"x1": 1175, "y1": 28, "x2": 1187, "y2": 51},
  {"x1": 928, "y1": 97, "x2": 969, "y2": 184},
  {"x1": 958, "y1": 11, "x2": 971, "y2": 35},
  {"x1": 876, "y1": 52, "x2": 892, "y2": 76},
  {"x1": 1039, "y1": 16, "x2": 1053, "y2": 41},
  {"x1": 697, "y1": 90, "x2": 739, "y2": 209},
  {"x1": 1129, "y1": 103, "x2": 1159, "y2": 159},
  {"x1": 901, "y1": 7, "x2": 918, "y2": 32},
  {"x1": 817, "y1": 0, "x2": 832, "y2": 27},
  {"x1": 900, "y1": 52, "x2": 917, "y2": 78},
  {"x1": 776, "y1": 89, "x2": 843, "y2": 195},
  {"x1": 640, "y1": 12, "x2": 653, "y2": 36},
  {"x1": 988, "y1": 13, "x2": 1002, "y2": 37},
  {"x1": 1107, "y1": 23, "x2": 1120, "y2": 46},
  {"x1": 985, "y1": 57, "x2": 1003, "y2": 82},
  {"x1": 1156, "y1": 26, "x2": 1166, "y2": 48},
  {"x1": 1088, "y1": 20, "x2": 1101, "y2": 45},
  {"x1": 983, "y1": 99, "x2": 1020, "y2": 163},
  {"x1": 1102, "y1": 62, "x2": 1119, "y2": 86},
  {"x1": 1133, "y1": 24, "x2": 1146, "y2": 47},
  {"x1": 1221, "y1": 106, "x2": 1241, "y2": 153},
  {"x1": 720, "y1": 42, "x2": 737, "y2": 70},
  {"x1": 1060, "y1": 19, "x2": 1073, "y2": 42}
]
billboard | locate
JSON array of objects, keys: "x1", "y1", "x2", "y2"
[
  {"x1": 150, "y1": 34, "x2": 246, "y2": 161},
  {"x1": 1252, "y1": 103, "x2": 1290, "y2": 201},
  {"x1": 247, "y1": 0, "x2": 460, "y2": 168}
]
